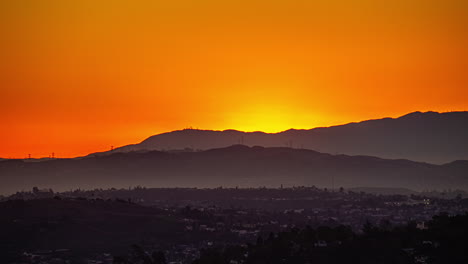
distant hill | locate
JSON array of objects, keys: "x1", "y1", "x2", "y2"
[
  {"x1": 2, "y1": 145, "x2": 468, "y2": 194},
  {"x1": 91, "y1": 111, "x2": 468, "y2": 164}
]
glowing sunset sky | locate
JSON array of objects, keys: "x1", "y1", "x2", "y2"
[{"x1": 1, "y1": 0, "x2": 467, "y2": 158}]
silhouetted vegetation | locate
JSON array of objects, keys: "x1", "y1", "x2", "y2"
[
  {"x1": 114, "y1": 245, "x2": 167, "y2": 264},
  {"x1": 194, "y1": 213, "x2": 468, "y2": 264}
]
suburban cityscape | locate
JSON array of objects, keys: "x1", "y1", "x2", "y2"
[{"x1": 2, "y1": 187, "x2": 468, "y2": 263}]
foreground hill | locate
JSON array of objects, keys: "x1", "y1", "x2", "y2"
[
  {"x1": 0, "y1": 198, "x2": 185, "y2": 262},
  {"x1": 1, "y1": 145, "x2": 468, "y2": 194},
  {"x1": 92, "y1": 111, "x2": 468, "y2": 164}
]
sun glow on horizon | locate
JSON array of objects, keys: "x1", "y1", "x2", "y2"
[
  {"x1": 1, "y1": 0, "x2": 467, "y2": 158},
  {"x1": 225, "y1": 102, "x2": 324, "y2": 133}
]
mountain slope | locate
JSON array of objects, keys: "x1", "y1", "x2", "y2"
[
  {"x1": 2, "y1": 145, "x2": 468, "y2": 194},
  {"x1": 94, "y1": 111, "x2": 468, "y2": 164}
]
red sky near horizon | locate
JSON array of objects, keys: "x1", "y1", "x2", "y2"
[{"x1": 1, "y1": 0, "x2": 467, "y2": 158}]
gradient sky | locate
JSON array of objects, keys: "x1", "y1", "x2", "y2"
[{"x1": 1, "y1": 0, "x2": 467, "y2": 158}]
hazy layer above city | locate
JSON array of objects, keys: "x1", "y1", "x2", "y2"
[
  {"x1": 1, "y1": 111, "x2": 468, "y2": 195},
  {"x1": 1, "y1": 144, "x2": 467, "y2": 195}
]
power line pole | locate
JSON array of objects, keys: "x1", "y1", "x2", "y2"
[{"x1": 332, "y1": 174, "x2": 335, "y2": 192}]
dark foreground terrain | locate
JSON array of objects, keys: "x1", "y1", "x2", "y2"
[
  {"x1": 193, "y1": 213, "x2": 468, "y2": 264},
  {"x1": 2, "y1": 187, "x2": 468, "y2": 264}
]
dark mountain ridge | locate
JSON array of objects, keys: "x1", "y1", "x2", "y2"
[
  {"x1": 1, "y1": 145, "x2": 467, "y2": 195},
  {"x1": 90, "y1": 111, "x2": 468, "y2": 164}
]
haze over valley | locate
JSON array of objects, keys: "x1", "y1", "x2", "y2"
[{"x1": 1, "y1": 111, "x2": 468, "y2": 195}]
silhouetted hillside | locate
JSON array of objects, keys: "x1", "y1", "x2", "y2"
[
  {"x1": 1, "y1": 145, "x2": 468, "y2": 194},
  {"x1": 90, "y1": 111, "x2": 468, "y2": 164},
  {"x1": 0, "y1": 198, "x2": 185, "y2": 262}
]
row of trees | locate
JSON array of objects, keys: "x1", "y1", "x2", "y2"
[
  {"x1": 113, "y1": 213, "x2": 468, "y2": 264},
  {"x1": 191, "y1": 213, "x2": 468, "y2": 264}
]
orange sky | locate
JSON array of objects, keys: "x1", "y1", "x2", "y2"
[{"x1": 1, "y1": 0, "x2": 467, "y2": 158}]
